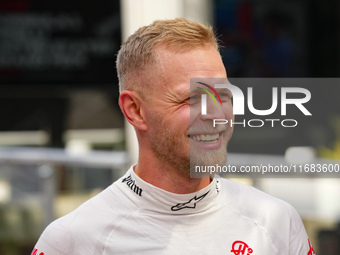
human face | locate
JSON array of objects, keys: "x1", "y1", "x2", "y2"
[
  {"x1": 144, "y1": 46, "x2": 233, "y2": 175},
  {"x1": 189, "y1": 78, "x2": 234, "y2": 174}
]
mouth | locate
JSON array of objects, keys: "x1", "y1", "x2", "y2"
[{"x1": 189, "y1": 132, "x2": 221, "y2": 144}]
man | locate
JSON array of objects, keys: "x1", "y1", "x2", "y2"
[{"x1": 32, "y1": 18, "x2": 315, "y2": 255}]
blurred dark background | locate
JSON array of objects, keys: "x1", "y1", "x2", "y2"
[
  {"x1": 215, "y1": 0, "x2": 339, "y2": 78},
  {"x1": 0, "y1": 0, "x2": 122, "y2": 148},
  {"x1": 214, "y1": 0, "x2": 340, "y2": 157},
  {"x1": 1, "y1": 0, "x2": 339, "y2": 153}
]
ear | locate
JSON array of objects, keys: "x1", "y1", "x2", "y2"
[{"x1": 119, "y1": 91, "x2": 148, "y2": 131}]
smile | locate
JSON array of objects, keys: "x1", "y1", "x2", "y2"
[{"x1": 190, "y1": 133, "x2": 220, "y2": 143}]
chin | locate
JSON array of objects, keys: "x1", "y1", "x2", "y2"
[{"x1": 190, "y1": 148, "x2": 227, "y2": 167}]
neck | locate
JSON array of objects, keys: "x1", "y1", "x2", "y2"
[{"x1": 135, "y1": 153, "x2": 211, "y2": 194}]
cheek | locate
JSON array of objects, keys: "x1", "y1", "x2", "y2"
[
  {"x1": 172, "y1": 105, "x2": 191, "y2": 128},
  {"x1": 189, "y1": 107, "x2": 201, "y2": 126},
  {"x1": 224, "y1": 102, "x2": 234, "y2": 120},
  {"x1": 159, "y1": 110, "x2": 191, "y2": 136},
  {"x1": 178, "y1": 113, "x2": 191, "y2": 133}
]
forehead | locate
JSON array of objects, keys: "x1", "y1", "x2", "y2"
[{"x1": 153, "y1": 46, "x2": 227, "y2": 95}]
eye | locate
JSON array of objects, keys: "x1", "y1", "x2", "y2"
[
  {"x1": 188, "y1": 94, "x2": 200, "y2": 104},
  {"x1": 219, "y1": 93, "x2": 231, "y2": 102}
]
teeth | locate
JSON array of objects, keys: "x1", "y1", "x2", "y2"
[{"x1": 191, "y1": 133, "x2": 219, "y2": 143}]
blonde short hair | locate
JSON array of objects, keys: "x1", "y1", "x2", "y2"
[{"x1": 116, "y1": 18, "x2": 219, "y2": 95}]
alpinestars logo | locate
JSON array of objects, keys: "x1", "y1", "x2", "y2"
[
  {"x1": 171, "y1": 190, "x2": 210, "y2": 211},
  {"x1": 122, "y1": 175, "x2": 143, "y2": 196}
]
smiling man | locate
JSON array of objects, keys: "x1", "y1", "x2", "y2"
[{"x1": 32, "y1": 18, "x2": 315, "y2": 255}]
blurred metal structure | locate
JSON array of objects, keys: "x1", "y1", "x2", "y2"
[
  {"x1": 0, "y1": 146, "x2": 129, "y2": 254},
  {"x1": 0, "y1": 146, "x2": 129, "y2": 168}
]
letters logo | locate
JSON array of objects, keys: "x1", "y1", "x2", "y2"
[
  {"x1": 194, "y1": 79, "x2": 312, "y2": 128},
  {"x1": 122, "y1": 175, "x2": 143, "y2": 196},
  {"x1": 171, "y1": 190, "x2": 210, "y2": 211},
  {"x1": 200, "y1": 83, "x2": 311, "y2": 116},
  {"x1": 231, "y1": 241, "x2": 253, "y2": 255}
]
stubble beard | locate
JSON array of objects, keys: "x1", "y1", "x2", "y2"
[
  {"x1": 190, "y1": 140, "x2": 228, "y2": 169},
  {"x1": 189, "y1": 126, "x2": 231, "y2": 177},
  {"x1": 149, "y1": 113, "x2": 191, "y2": 176},
  {"x1": 149, "y1": 112, "x2": 232, "y2": 177}
]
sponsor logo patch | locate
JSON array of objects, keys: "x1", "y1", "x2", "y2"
[
  {"x1": 122, "y1": 175, "x2": 143, "y2": 196},
  {"x1": 231, "y1": 240, "x2": 253, "y2": 255},
  {"x1": 171, "y1": 190, "x2": 210, "y2": 211}
]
